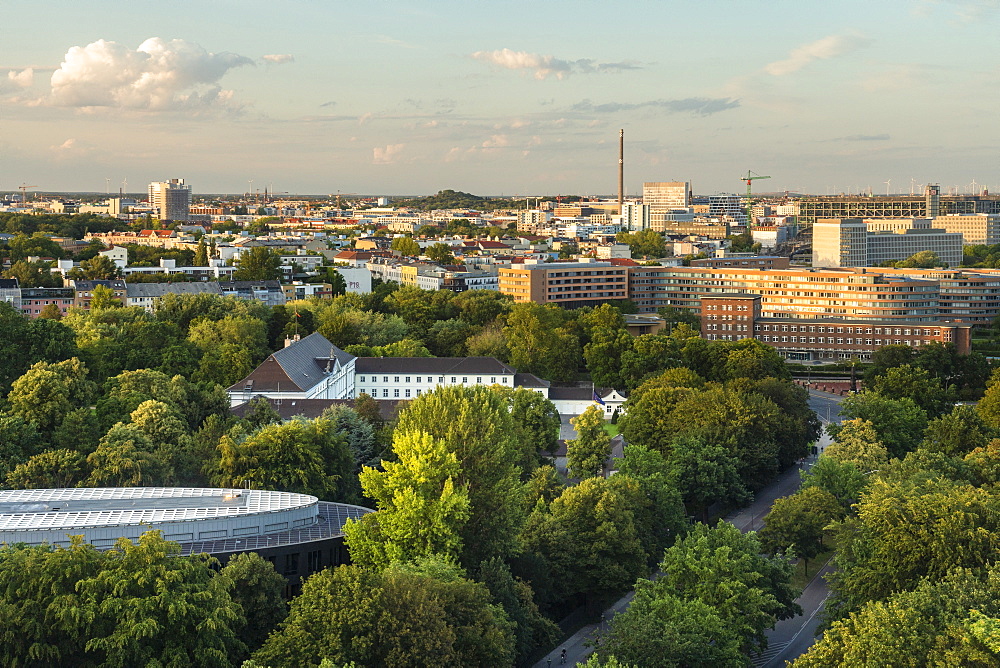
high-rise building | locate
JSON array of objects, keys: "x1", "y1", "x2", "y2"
[
  {"x1": 620, "y1": 203, "x2": 651, "y2": 231},
  {"x1": 148, "y1": 178, "x2": 192, "y2": 222},
  {"x1": 812, "y1": 218, "x2": 963, "y2": 268},
  {"x1": 643, "y1": 182, "x2": 690, "y2": 211}
]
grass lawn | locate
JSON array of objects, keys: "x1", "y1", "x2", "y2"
[
  {"x1": 791, "y1": 547, "x2": 834, "y2": 590},
  {"x1": 603, "y1": 423, "x2": 619, "y2": 438}
]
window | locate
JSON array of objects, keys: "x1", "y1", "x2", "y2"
[
  {"x1": 394, "y1": 376, "x2": 400, "y2": 383},
  {"x1": 405, "y1": 389, "x2": 411, "y2": 398},
  {"x1": 382, "y1": 389, "x2": 389, "y2": 397},
  {"x1": 359, "y1": 376, "x2": 366, "y2": 383},
  {"x1": 284, "y1": 553, "x2": 299, "y2": 575},
  {"x1": 416, "y1": 377, "x2": 421, "y2": 383},
  {"x1": 383, "y1": 376, "x2": 388, "y2": 382},
  {"x1": 451, "y1": 377, "x2": 456, "y2": 383},
  {"x1": 405, "y1": 377, "x2": 410, "y2": 383},
  {"x1": 476, "y1": 377, "x2": 482, "y2": 383},
  {"x1": 462, "y1": 377, "x2": 468, "y2": 383},
  {"x1": 491, "y1": 377, "x2": 496, "y2": 383},
  {"x1": 416, "y1": 389, "x2": 421, "y2": 396},
  {"x1": 394, "y1": 389, "x2": 400, "y2": 398},
  {"x1": 438, "y1": 376, "x2": 444, "y2": 383}
]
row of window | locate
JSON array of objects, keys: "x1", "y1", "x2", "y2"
[
  {"x1": 760, "y1": 324, "x2": 943, "y2": 336},
  {"x1": 762, "y1": 335, "x2": 934, "y2": 347},
  {"x1": 358, "y1": 375, "x2": 508, "y2": 385}
]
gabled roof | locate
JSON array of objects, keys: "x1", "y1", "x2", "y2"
[
  {"x1": 355, "y1": 356, "x2": 515, "y2": 375},
  {"x1": 228, "y1": 332, "x2": 355, "y2": 393}
]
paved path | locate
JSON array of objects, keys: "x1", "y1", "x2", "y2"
[{"x1": 533, "y1": 388, "x2": 845, "y2": 667}]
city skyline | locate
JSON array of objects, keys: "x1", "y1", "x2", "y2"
[{"x1": 4, "y1": 0, "x2": 1000, "y2": 197}]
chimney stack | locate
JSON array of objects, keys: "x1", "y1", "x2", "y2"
[{"x1": 618, "y1": 129, "x2": 624, "y2": 215}]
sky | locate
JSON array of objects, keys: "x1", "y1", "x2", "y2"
[{"x1": 3, "y1": 0, "x2": 1000, "y2": 197}]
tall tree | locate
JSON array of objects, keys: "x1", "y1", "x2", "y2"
[
  {"x1": 520, "y1": 476, "x2": 648, "y2": 604},
  {"x1": 666, "y1": 435, "x2": 751, "y2": 521},
  {"x1": 233, "y1": 246, "x2": 281, "y2": 280},
  {"x1": 210, "y1": 417, "x2": 352, "y2": 501},
  {"x1": 7, "y1": 357, "x2": 93, "y2": 434},
  {"x1": 566, "y1": 405, "x2": 612, "y2": 479},
  {"x1": 389, "y1": 236, "x2": 421, "y2": 257},
  {"x1": 834, "y1": 392, "x2": 928, "y2": 460},
  {"x1": 393, "y1": 386, "x2": 525, "y2": 569},
  {"x1": 759, "y1": 487, "x2": 843, "y2": 573},
  {"x1": 254, "y1": 559, "x2": 515, "y2": 668},
  {"x1": 654, "y1": 522, "x2": 800, "y2": 653},
  {"x1": 344, "y1": 431, "x2": 471, "y2": 569}
]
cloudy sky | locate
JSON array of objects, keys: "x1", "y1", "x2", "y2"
[{"x1": 4, "y1": 0, "x2": 1000, "y2": 197}]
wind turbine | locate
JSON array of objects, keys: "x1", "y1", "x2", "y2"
[
  {"x1": 105, "y1": 177, "x2": 111, "y2": 195},
  {"x1": 910, "y1": 178, "x2": 916, "y2": 196},
  {"x1": 884, "y1": 179, "x2": 891, "y2": 196}
]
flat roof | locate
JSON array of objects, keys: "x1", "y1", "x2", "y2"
[{"x1": 0, "y1": 487, "x2": 314, "y2": 532}]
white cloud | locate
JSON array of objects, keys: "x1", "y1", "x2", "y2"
[
  {"x1": 470, "y1": 48, "x2": 640, "y2": 80},
  {"x1": 53, "y1": 138, "x2": 76, "y2": 151},
  {"x1": 373, "y1": 143, "x2": 405, "y2": 164},
  {"x1": 8, "y1": 68, "x2": 33, "y2": 87},
  {"x1": 46, "y1": 38, "x2": 253, "y2": 111},
  {"x1": 262, "y1": 54, "x2": 294, "y2": 64},
  {"x1": 482, "y1": 134, "x2": 510, "y2": 148},
  {"x1": 764, "y1": 34, "x2": 870, "y2": 76}
]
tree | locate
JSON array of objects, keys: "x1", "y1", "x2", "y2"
[
  {"x1": 503, "y1": 303, "x2": 580, "y2": 381},
  {"x1": 254, "y1": 559, "x2": 515, "y2": 668},
  {"x1": 71, "y1": 254, "x2": 119, "y2": 280},
  {"x1": 37, "y1": 302, "x2": 63, "y2": 320},
  {"x1": 824, "y1": 418, "x2": 889, "y2": 472},
  {"x1": 600, "y1": 590, "x2": 743, "y2": 668},
  {"x1": 425, "y1": 242, "x2": 455, "y2": 265},
  {"x1": 827, "y1": 476, "x2": 1000, "y2": 621},
  {"x1": 799, "y1": 456, "x2": 870, "y2": 512},
  {"x1": 86, "y1": 423, "x2": 170, "y2": 487},
  {"x1": 219, "y1": 553, "x2": 287, "y2": 657},
  {"x1": 864, "y1": 344, "x2": 915, "y2": 383},
  {"x1": 477, "y1": 557, "x2": 560, "y2": 664},
  {"x1": 81, "y1": 532, "x2": 243, "y2": 666},
  {"x1": 759, "y1": 487, "x2": 842, "y2": 573},
  {"x1": 581, "y1": 304, "x2": 633, "y2": 388},
  {"x1": 452, "y1": 289, "x2": 513, "y2": 327},
  {"x1": 89, "y1": 283, "x2": 121, "y2": 310},
  {"x1": 796, "y1": 568, "x2": 1000, "y2": 667},
  {"x1": 0, "y1": 413, "x2": 43, "y2": 480},
  {"x1": 834, "y1": 392, "x2": 928, "y2": 459},
  {"x1": 193, "y1": 238, "x2": 209, "y2": 266},
  {"x1": 393, "y1": 386, "x2": 525, "y2": 569},
  {"x1": 0, "y1": 532, "x2": 244, "y2": 666},
  {"x1": 390, "y1": 236, "x2": 421, "y2": 257},
  {"x1": 619, "y1": 334, "x2": 682, "y2": 391},
  {"x1": 869, "y1": 363, "x2": 954, "y2": 418},
  {"x1": 977, "y1": 367, "x2": 1000, "y2": 431},
  {"x1": 654, "y1": 522, "x2": 800, "y2": 653},
  {"x1": 7, "y1": 232, "x2": 64, "y2": 261},
  {"x1": 7, "y1": 357, "x2": 93, "y2": 434},
  {"x1": 615, "y1": 445, "x2": 689, "y2": 565},
  {"x1": 233, "y1": 246, "x2": 281, "y2": 280},
  {"x1": 665, "y1": 436, "x2": 751, "y2": 521},
  {"x1": 210, "y1": 417, "x2": 353, "y2": 501},
  {"x1": 923, "y1": 404, "x2": 992, "y2": 456},
  {"x1": 615, "y1": 229, "x2": 665, "y2": 258},
  {"x1": 567, "y1": 405, "x2": 612, "y2": 479},
  {"x1": 520, "y1": 476, "x2": 648, "y2": 604},
  {"x1": 344, "y1": 431, "x2": 471, "y2": 569},
  {"x1": 506, "y1": 387, "x2": 561, "y2": 476},
  {"x1": 6, "y1": 448, "x2": 86, "y2": 489},
  {"x1": 896, "y1": 249, "x2": 943, "y2": 268}
]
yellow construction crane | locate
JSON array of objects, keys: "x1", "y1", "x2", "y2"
[{"x1": 742, "y1": 171, "x2": 771, "y2": 227}]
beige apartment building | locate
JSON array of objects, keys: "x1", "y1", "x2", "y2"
[
  {"x1": 627, "y1": 265, "x2": 942, "y2": 322},
  {"x1": 498, "y1": 260, "x2": 629, "y2": 306}
]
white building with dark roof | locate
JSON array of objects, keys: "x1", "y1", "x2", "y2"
[{"x1": 228, "y1": 333, "x2": 597, "y2": 412}]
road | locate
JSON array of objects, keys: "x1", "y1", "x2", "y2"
[{"x1": 534, "y1": 388, "x2": 845, "y2": 667}]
